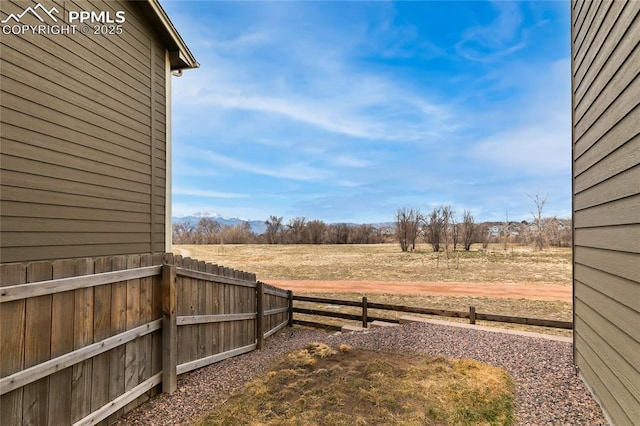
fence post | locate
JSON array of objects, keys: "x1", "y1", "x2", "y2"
[
  {"x1": 162, "y1": 264, "x2": 177, "y2": 394},
  {"x1": 287, "y1": 290, "x2": 294, "y2": 327},
  {"x1": 362, "y1": 296, "x2": 368, "y2": 328},
  {"x1": 256, "y1": 282, "x2": 264, "y2": 350},
  {"x1": 469, "y1": 306, "x2": 476, "y2": 325}
]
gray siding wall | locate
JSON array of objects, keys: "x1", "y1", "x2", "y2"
[
  {"x1": 572, "y1": 1, "x2": 640, "y2": 424},
  {"x1": 0, "y1": 0, "x2": 168, "y2": 262}
]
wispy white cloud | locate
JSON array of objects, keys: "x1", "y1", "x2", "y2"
[
  {"x1": 185, "y1": 146, "x2": 331, "y2": 182},
  {"x1": 455, "y1": 1, "x2": 526, "y2": 62},
  {"x1": 171, "y1": 2, "x2": 456, "y2": 145},
  {"x1": 333, "y1": 155, "x2": 372, "y2": 168},
  {"x1": 180, "y1": 74, "x2": 453, "y2": 143}
]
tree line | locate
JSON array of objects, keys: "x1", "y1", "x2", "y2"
[
  {"x1": 173, "y1": 193, "x2": 571, "y2": 249},
  {"x1": 172, "y1": 216, "x2": 388, "y2": 245}
]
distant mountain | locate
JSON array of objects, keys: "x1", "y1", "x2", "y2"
[{"x1": 173, "y1": 212, "x2": 267, "y2": 234}]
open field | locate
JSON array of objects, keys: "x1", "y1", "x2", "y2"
[
  {"x1": 174, "y1": 243, "x2": 572, "y2": 285},
  {"x1": 174, "y1": 244, "x2": 573, "y2": 335}
]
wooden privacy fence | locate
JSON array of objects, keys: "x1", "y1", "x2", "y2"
[
  {"x1": 0, "y1": 253, "x2": 290, "y2": 426},
  {"x1": 292, "y1": 295, "x2": 573, "y2": 331}
]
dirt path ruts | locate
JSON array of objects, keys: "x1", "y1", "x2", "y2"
[{"x1": 267, "y1": 280, "x2": 572, "y2": 302}]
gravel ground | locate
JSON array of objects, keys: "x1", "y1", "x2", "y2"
[{"x1": 118, "y1": 324, "x2": 607, "y2": 425}]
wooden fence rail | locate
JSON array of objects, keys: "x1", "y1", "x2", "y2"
[
  {"x1": 0, "y1": 254, "x2": 290, "y2": 426},
  {"x1": 291, "y1": 295, "x2": 573, "y2": 330}
]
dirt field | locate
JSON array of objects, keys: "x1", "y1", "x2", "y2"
[{"x1": 174, "y1": 244, "x2": 572, "y2": 302}]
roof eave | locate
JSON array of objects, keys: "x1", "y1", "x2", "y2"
[{"x1": 145, "y1": 0, "x2": 199, "y2": 70}]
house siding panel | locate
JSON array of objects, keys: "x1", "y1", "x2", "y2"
[
  {"x1": 0, "y1": 0, "x2": 170, "y2": 263},
  {"x1": 572, "y1": 1, "x2": 640, "y2": 425}
]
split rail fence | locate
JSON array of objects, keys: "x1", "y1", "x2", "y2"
[
  {"x1": 0, "y1": 253, "x2": 290, "y2": 426},
  {"x1": 292, "y1": 295, "x2": 573, "y2": 330}
]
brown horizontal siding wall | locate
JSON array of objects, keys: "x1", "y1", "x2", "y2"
[
  {"x1": 0, "y1": 0, "x2": 168, "y2": 263},
  {"x1": 572, "y1": 1, "x2": 640, "y2": 424}
]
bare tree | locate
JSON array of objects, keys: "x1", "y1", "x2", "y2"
[
  {"x1": 395, "y1": 207, "x2": 422, "y2": 252},
  {"x1": 329, "y1": 223, "x2": 350, "y2": 244},
  {"x1": 172, "y1": 222, "x2": 194, "y2": 244},
  {"x1": 306, "y1": 220, "x2": 327, "y2": 244},
  {"x1": 196, "y1": 217, "x2": 221, "y2": 244},
  {"x1": 349, "y1": 224, "x2": 381, "y2": 244},
  {"x1": 264, "y1": 215, "x2": 284, "y2": 244},
  {"x1": 219, "y1": 222, "x2": 253, "y2": 244},
  {"x1": 287, "y1": 217, "x2": 307, "y2": 244},
  {"x1": 462, "y1": 210, "x2": 475, "y2": 251},
  {"x1": 479, "y1": 224, "x2": 490, "y2": 249},
  {"x1": 451, "y1": 211, "x2": 459, "y2": 251},
  {"x1": 440, "y1": 205, "x2": 453, "y2": 258},
  {"x1": 424, "y1": 207, "x2": 444, "y2": 252},
  {"x1": 528, "y1": 192, "x2": 548, "y2": 250}
]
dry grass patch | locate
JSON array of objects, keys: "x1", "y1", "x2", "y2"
[
  {"x1": 196, "y1": 343, "x2": 514, "y2": 426},
  {"x1": 175, "y1": 244, "x2": 571, "y2": 285}
]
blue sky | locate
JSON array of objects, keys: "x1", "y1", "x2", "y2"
[{"x1": 162, "y1": 0, "x2": 571, "y2": 224}]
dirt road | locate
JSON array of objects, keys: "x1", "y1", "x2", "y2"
[{"x1": 267, "y1": 280, "x2": 572, "y2": 302}]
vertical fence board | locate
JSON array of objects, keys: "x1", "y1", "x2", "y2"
[
  {"x1": 246, "y1": 275, "x2": 253, "y2": 345},
  {"x1": 183, "y1": 257, "x2": 195, "y2": 365},
  {"x1": 175, "y1": 256, "x2": 186, "y2": 365},
  {"x1": 197, "y1": 261, "x2": 207, "y2": 360},
  {"x1": 245, "y1": 285, "x2": 250, "y2": 345},
  {"x1": 107, "y1": 256, "x2": 127, "y2": 424},
  {"x1": 204, "y1": 263, "x2": 215, "y2": 360},
  {"x1": 231, "y1": 270, "x2": 238, "y2": 349},
  {"x1": 23, "y1": 261, "x2": 53, "y2": 425},
  {"x1": 216, "y1": 266, "x2": 225, "y2": 355},
  {"x1": 71, "y1": 258, "x2": 95, "y2": 422},
  {"x1": 256, "y1": 282, "x2": 264, "y2": 349},
  {"x1": 138, "y1": 254, "x2": 153, "y2": 404},
  {"x1": 180, "y1": 258, "x2": 191, "y2": 364},
  {"x1": 189, "y1": 259, "x2": 198, "y2": 363},
  {"x1": 224, "y1": 269, "x2": 233, "y2": 352},
  {"x1": 238, "y1": 273, "x2": 245, "y2": 347},
  {"x1": 265, "y1": 292, "x2": 271, "y2": 333},
  {"x1": 124, "y1": 255, "x2": 141, "y2": 414},
  {"x1": 288, "y1": 290, "x2": 294, "y2": 327},
  {"x1": 48, "y1": 259, "x2": 75, "y2": 426},
  {"x1": 91, "y1": 257, "x2": 112, "y2": 414},
  {"x1": 231, "y1": 271, "x2": 243, "y2": 349},
  {"x1": 0, "y1": 263, "x2": 26, "y2": 425},
  {"x1": 150, "y1": 254, "x2": 164, "y2": 398}
]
